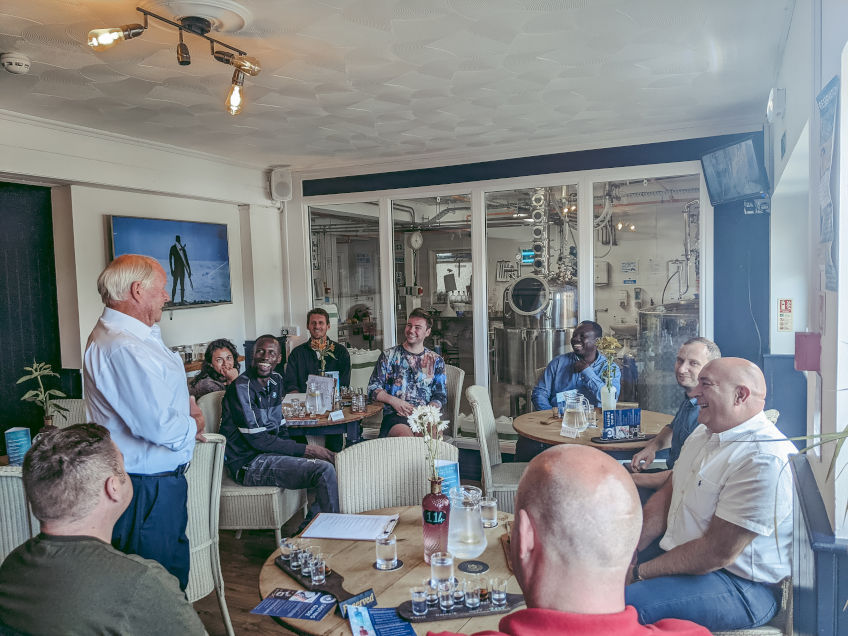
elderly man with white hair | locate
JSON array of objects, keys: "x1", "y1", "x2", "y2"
[{"x1": 83, "y1": 254, "x2": 204, "y2": 590}]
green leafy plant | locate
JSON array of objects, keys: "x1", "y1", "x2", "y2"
[
  {"x1": 17, "y1": 361, "x2": 69, "y2": 423},
  {"x1": 596, "y1": 335, "x2": 622, "y2": 388}
]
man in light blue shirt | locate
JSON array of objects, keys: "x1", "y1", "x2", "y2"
[
  {"x1": 84, "y1": 254, "x2": 204, "y2": 590},
  {"x1": 532, "y1": 321, "x2": 619, "y2": 410}
]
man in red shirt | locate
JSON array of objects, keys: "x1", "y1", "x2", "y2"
[{"x1": 428, "y1": 445, "x2": 709, "y2": 636}]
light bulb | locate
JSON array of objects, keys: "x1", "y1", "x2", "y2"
[
  {"x1": 176, "y1": 30, "x2": 190, "y2": 65},
  {"x1": 616, "y1": 221, "x2": 623, "y2": 231},
  {"x1": 213, "y1": 50, "x2": 262, "y2": 76},
  {"x1": 87, "y1": 24, "x2": 144, "y2": 51},
  {"x1": 629, "y1": 224, "x2": 636, "y2": 231},
  {"x1": 226, "y1": 71, "x2": 245, "y2": 115}
]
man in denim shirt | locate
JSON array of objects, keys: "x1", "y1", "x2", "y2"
[
  {"x1": 532, "y1": 321, "x2": 619, "y2": 409},
  {"x1": 629, "y1": 338, "x2": 720, "y2": 494},
  {"x1": 220, "y1": 334, "x2": 338, "y2": 522}
]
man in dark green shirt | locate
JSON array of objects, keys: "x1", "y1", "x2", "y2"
[{"x1": 0, "y1": 424, "x2": 204, "y2": 636}]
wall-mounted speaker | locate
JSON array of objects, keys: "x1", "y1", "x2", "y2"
[{"x1": 269, "y1": 167, "x2": 293, "y2": 202}]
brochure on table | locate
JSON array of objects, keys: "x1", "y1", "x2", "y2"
[{"x1": 251, "y1": 588, "x2": 336, "y2": 620}]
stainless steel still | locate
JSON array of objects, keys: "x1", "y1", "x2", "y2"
[
  {"x1": 636, "y1": 300, "x2": 700, "y2": 414},
  {"x1": 503, "y1": 274, "x2": 578, "y2": 329},
  {"x1": 494, "y1": 275, "x2": 578, "y2": 410}
]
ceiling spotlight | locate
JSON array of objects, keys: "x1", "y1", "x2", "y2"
[
  {"x1": 616, "y1": 221, "x2": 623, "y2": 231},
  {"x1": 176, "y1": 30, "x2": 190, "y2": 65},
  {"x1": 213, "y1": 50, "x2": 261, "y2": 76},
  {"x1": 629, "y1": 224, "x2": 636, "y2": 231},
  {"x1": 87, "y1": 24, "x2": 145, "y2": 51},
  {"x1": 0, "y1": 52, "x2": 31, "y2": 74},
  {"x1": 226, "y1": 70, "x2": 245, "y2": 116}
]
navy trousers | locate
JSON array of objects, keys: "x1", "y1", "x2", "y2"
[{"x1": 112, "y1": 472, "x2": 190, "y2": 590}]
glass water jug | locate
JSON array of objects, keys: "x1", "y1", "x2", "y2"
[{"x1": 447, "y1": 485, "x2": 487, "y2": 559}]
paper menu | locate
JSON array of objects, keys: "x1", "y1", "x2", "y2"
[{"x1": 300, "y1": 513, "x2": 399, "y2": 540}]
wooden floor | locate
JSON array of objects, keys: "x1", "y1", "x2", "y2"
[{"x1": 194, "y1": 521, "x2": 302, "y2": 635}]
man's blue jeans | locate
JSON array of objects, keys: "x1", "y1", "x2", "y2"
[
  {"x1": 243, "y1": 454, "x2": 339, "y2": 520},
  {"x1": 625, "y1": 569, "x2": 779, "y2": 631}
]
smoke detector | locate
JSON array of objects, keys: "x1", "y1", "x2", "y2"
[{"x1": 1, "y1": 52, "x2": 31, "y2": 75}]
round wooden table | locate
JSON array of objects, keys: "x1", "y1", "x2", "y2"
[
  {"x1": 512, "y1": 408, "x2": 673, "y2": 452},
  {"x1": 286, "y1": 402, "x2": 383, "y2": 445},
  {"x1": 259, "y1": 505, "x2": 518, "y2": 635}
]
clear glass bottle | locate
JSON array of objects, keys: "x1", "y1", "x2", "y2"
[{"x1": 422, "y1": 478, "x2": 450, "y2": 564}]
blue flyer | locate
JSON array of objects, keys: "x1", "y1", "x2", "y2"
[{"x1": 250, "y1": 588, "x2": 336, "y2": 620}]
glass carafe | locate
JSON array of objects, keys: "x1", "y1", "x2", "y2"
[
  {"x1": 563, "y1": 394, "x2": 590, "y2": 431},
  {"x1": 447, "y1": 485, "x2": 487, "y2": 559},
  {"x1": 306, "y1": 382, "x2": 322, "y2": 415}
]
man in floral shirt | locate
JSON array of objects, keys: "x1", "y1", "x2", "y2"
[{"x1": 367, "y1": 308, "x2": 447, "y2": 437}]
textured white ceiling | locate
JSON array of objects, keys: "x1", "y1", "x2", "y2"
[{"x1": 0, "y1": 0, "x2": 793, "y2": 171}]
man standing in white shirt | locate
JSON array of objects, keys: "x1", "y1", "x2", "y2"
[
  {"x1": 84, "y1": 254, "x2": 204, "y2": 590},
  {"x1": 625, "y1": 358, "x2": 795, "y2": 632}
]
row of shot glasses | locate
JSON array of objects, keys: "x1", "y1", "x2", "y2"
[{"x1": 279, "y1": 537, "x2": 327, "y2": 585}]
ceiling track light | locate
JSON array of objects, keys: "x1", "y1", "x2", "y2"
[{"x1": 88, "y1": 6, "x2": 260, "y2": 115}]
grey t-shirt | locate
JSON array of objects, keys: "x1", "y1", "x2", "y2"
[{"x1": 0, "y1": 534, "x2": 205, "y2": 636}]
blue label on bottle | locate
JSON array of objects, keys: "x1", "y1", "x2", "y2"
[{"x1": 424, "y1": 510, "x2": 447, "y2": 525}]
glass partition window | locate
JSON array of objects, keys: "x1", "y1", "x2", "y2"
[
  {"x1": 591, "y1": 175, "x2": 700, "y2": 413},
  {"x1": 308, "y1": 203, "x2": 383, "y2": 351},
  {"x1": 392, "y1": 195, "x2": 474, "y2": 420},
  {"x1": 485, "y1": 185, "x2": 579, "y2": 419}
]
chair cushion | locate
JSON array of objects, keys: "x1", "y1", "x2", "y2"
[
  {"x1": 220, "y1": 471, "x2": 282, "y2": 496},
  {"x1": 490, "y1": 462, "x2": 529, "y2": 490}
]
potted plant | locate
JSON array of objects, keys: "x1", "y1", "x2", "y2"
[
  {"x1": 596, "y1": 335, "x2": 622, "y2": 410},
  {"x1": 17, "y1": 360, "x2": 69, "y2": 429}
]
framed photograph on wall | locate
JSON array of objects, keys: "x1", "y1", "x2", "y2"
[{"x1": 109, "y1": 215, "x2": 232, "y2": 309}]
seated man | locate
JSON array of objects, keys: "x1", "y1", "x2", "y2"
[
  {"x1": 367, "y1": 308, "x2": 447, "y2": 438},
  {"x1": 284, "y1": 308, "x2": 351, "y2": 394},
  {"x1": 532, "y1": 320, "x2": 619, "y2": 410},
  {"x1": 220, "y1": 334, "x2": 339, "y2": 522},
  {"x1": 0, "y1": 424, "x2": 205, "y2": 636},
  {"x1": 429, "y1": 445, "x2": 708, "y2": 636},
  {"x1": 626, "y1": 358, "x2": 796, "y2": 632},
  {"x1": 629, "y1": 338, "x2": 720, "y2": 496}
]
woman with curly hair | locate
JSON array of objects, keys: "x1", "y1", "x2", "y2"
[{"x1": 188, "y1": 338, "x2": 240, "y2": 399}]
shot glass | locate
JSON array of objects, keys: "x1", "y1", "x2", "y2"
[
  {"x1": 422, "y1": 578, "x2": 438, "y2": 606},
  {"x1": 311, "y1": 553, "x2": 327, "y2": 584},
  {"x1": 464, "y1": 580, "x2": 481, "y2": 609},
  {"x1": 438, "y1": 581, "x2": 455, "y2": 611},
  {"x1": 452, "y1": 580, "x2": 465, "y2": 605},
  {"x1": 375, "y1": 533, "x2": 397, "y2": 570},
  {"x1": 430, "y1": 552, "x2": 454, "y2": 586},
  {"x1": 410, "y1": 586, "x2": 428, "y2": 616},
  {"x1": 278, "y1": 537, "x2": 293, "y2": 561},
  {"x1": 480, "y1": 497, "x2": 498, "y2": 528},
  {"x1": 490, "y1": 577, "x2": 508, "y2": 607},
  {"x1": 289, "y1": 541, "x2": 303, "y2": 571}
]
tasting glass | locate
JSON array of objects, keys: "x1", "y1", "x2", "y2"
[
  {"x1": 480, "y1": 497, "x2": 498, "y2": 528},
  {"x1": 410, "y1": 586, "x2": 428, "y2": 616},
  {"x1": 375, "y1": 533, "x2": 397, "y2": 570}
]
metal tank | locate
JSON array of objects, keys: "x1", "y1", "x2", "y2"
[
  {"x1": 493, "y1": 274, "x2": 578, "y2": 400},
  {"x1": 636, "y1": 300, "x2": 699, "y2": 414}
]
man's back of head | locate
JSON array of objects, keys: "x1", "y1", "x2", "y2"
[
  {"x1": 512, "y1": 445, "x2": 642, "y2": 613},
  {"x1": 23, "y1": 423, "x2": 129, "y2": 531}
]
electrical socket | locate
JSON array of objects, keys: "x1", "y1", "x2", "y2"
[{"x1": 280, "y1": 325, "x2": 300, "y2": 337}]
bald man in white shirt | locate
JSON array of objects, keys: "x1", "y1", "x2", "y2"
[{"x1": 625, "y1": 358, "x2": 795, "y2": 632}]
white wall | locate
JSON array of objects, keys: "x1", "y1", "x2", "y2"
[{"x1": 60, "y1": 185, "x2": 248, "y2": 362}]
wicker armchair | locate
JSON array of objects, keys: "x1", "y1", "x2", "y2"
[
  {"x1": 336, "y1": 437, "x2": 458, "y2": 513},
  {"x1": 0, "y1": 466, "x2": 39, "y2": 563},
  {"x1": 197, "y1": 391, "x2": 306, "y2": 545},
  {"x1": 444, "y1": 363, "x2": 465, "y2": 440},
  {"x1": 51, "y1": 399, "x2": 86, "y2": 428},
  {"x1": 465, "y1": 385, "x2": 529, "y2": 514},
  {"x1": 185, "y1": 433, "x2": 233, "y2": 636}
]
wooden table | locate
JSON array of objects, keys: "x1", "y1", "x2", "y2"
[
  {"x1": 286, "y1": 402, "x2": 382, "y2": 446},
  {"x1": 259, "y1": 505, "x2": 519, "y2": 635},
  {"x1": 512, "y1": 408, "x2": 673, "y2": 453}
]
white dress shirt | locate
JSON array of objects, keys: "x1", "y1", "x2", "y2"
[
  {"x1": 84, "y1": 307, "x2": 196, "y2": 474},
  {"x1": 661, "y1": 411, "x2": 796, "y2": 584}
]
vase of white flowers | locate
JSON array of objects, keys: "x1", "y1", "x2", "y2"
[
  {"x1": 596, "y1": 336, "x2": 622, "y2": 411},
  {"x1": 408, "y1": 404, "x2": 450, "y2": 564}
]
